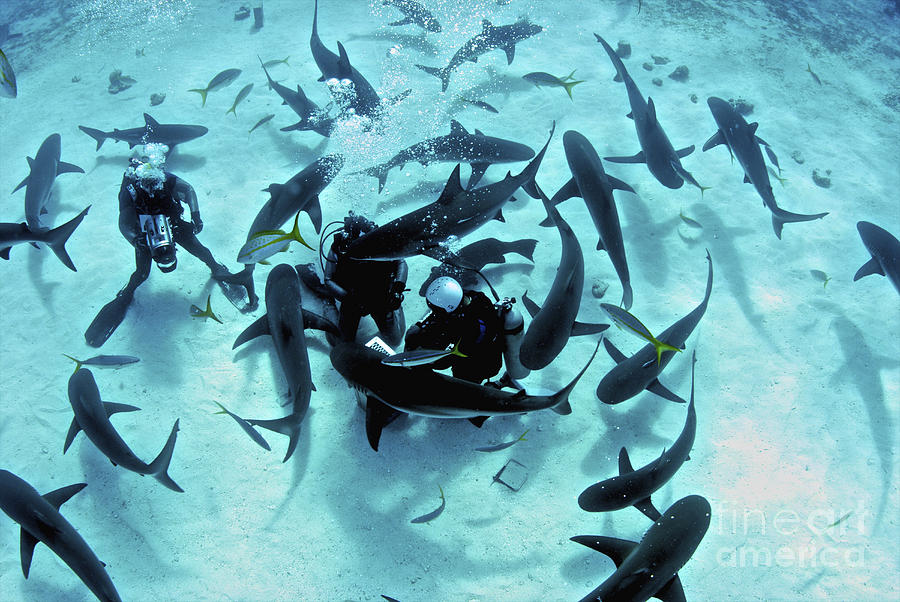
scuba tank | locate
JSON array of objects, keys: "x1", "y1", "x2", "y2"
[{"x1": 497, "y1": 297, "x2": 529, "y2": 380}]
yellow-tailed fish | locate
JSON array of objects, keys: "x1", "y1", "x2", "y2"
[
  {"x1": 190, "y1": 295, "x2": 223, "y2": 323},
  {"x1": 226, "y1": 83, "x2": 253, "y2": 116},
  {"x1": 63, "y1": 354, "x2": 140, "y2": 375},
  {"x1": 237, "y1": 210, "x2": 313, "y2": 264},
  {"x1": 679, "y1": 210, "x2": 703, "y2": 229},
  {"x1": 0, "y1": 48, "x2": 17, "y2": 98},
  {"x1": 600, "y1": 303, "x2": 681, "y2": 365},
  {"x1": 188, "y1": 68, "x2": 241, "y2": 107},
  {"x1": 381, "y1": 340, "x2": 467, "y2": 367},
  {"x1": 262, "y1": 56, "x2": 290, "y2": 68}
]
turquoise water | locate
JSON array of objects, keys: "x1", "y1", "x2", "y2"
[{"x1": 1, "y1": 0, "x2": 898, "y2": 600}]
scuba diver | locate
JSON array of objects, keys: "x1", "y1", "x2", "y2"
[
  {"x1": 404, "y1": 276, "x2": 529, "y2": 385},
  {"x1": 299, "y1": 211, "x2": 408, "y2": 347},
  {"x1": 84, "y1": 143, "x2": 249, "y2": 347}
]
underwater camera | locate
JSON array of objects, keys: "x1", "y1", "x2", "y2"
[{"x1": 138, "y1": 214, "x2": 177, "y2": 272}]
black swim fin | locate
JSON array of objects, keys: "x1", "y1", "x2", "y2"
[{"x1": 84, "y1": 292, "x2": 133, "y2": 348}]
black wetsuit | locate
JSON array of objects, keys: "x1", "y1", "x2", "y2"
[{"x1": 404, "y1": 290, "x2": 504, "y2": 383}]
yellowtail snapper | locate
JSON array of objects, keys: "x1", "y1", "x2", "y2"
[
  {"x1": 237, "y1": 210, "x2": 314, "y2": 264},
  {"x1": 601, "y1": 303, "x2": 681, "y2": 365},
  {"x1": 190, "y1": 295, "x2": 223, "y2": 323}
]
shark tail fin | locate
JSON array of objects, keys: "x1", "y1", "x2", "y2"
[
  {"x1": 364, "y1": 163, "x2": 392, "y2": 194},
  {"x1": 510, "y1": 238, "x2": 538, "y2": 262},
  {"x1": 562, "y1": 79, "x2": 584, "y2": 100},
  {"x1": 148, "y1": 419, "x2": 184, "y2": 493},
  {"x1": 188, "y1": 87, "x2": 209, "y2": 107},
  {"x1": 416, "y1": 64, "x2": 451, "y2": 92},
  {"x1": 78, "y1": 125, "x2": 108, "y2": 151},
  {"x1": 516, "y1": 121, "x2": 556, "y2": 199},
  {"x1": 549, "y1": 337, "x2": 602, "y2": 415},
  {"x1": 46, "y1": 206, "x2": 90, "y2": 272},
  {"x1": 247, "y1": 414, "x2": 302, "y2": 462},
  {"x1": 770, "y1": 206, "x2": 829, "y2": 239}
]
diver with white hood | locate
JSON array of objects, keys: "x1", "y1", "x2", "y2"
[{"x1": 84, "y1": 143, "x2": 249, "y2": 347}]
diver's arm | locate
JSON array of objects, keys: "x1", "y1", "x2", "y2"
[
  {"x1": 172, "y1": 176, "x2": 202, "y2": 233},
  {"x1": 117, "y1": 180, "x2": 140, "y2": 244}
]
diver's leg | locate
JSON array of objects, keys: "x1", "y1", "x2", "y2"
[
  {"x1": 84, "y1": 244, "x2": 152, "y2": 347},
  {"x1": 338, "y1": 302, "x2": 364, "y2": 343}
]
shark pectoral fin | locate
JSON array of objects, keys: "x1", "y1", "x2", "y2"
[
  {"x1": 57, "y1": 161, "x2": 85, "y2": 175},
  {"x1": 103, "y1": 402, "x2": 141, "y2": 418},
  {"x1": 618, "y1": 447, "x2": 635, "y2": 474},
  {"x1": 365, "y1": 396, "x2": 402, "y2": 452},
  {"x1": 468, "y1": 416, "x2": 490, "y2": 428},
  {"x1": 634, "y1": 495, "x2": 663, "y2": 521},
  {"x1": 547, "y1": 177, "x2": 581, "y2": 215},
  {"x1": 468, "y1": 162, "x2": 489, "y2": 189},
  {"x1": 503, "y1": 44, "x2": 516, "y2": 65},
  {"x1": 148, "y1": 419, "x2": 183, "y2": 492},
  {"x1": 701, "y1": 130, "x2": 726, "y2": 152},
  {"x1": 604, "y1": 151, "x2": 646, "y2": 164},
  {"x1": 19, "y1": 529, "x2": 40, "y2": 578},
  {"x1": 853, "y1": 257, "x2": 884, "y2": 280},
  {"x1": 571, "y1": 320, "x2": 610, "y2": 336},
  {"x1": 569, "y1": 535, "x2": 637, "y2": 567},
  {"x1": 625, "y1": 111, "x2": 633, "y2": 119},
  {"x1": 11, "y1": 174, "x2": 28, "y2": 194},
  {"x1": 520, "y1": 291, "x2": 540, "y2": 318},
  {"x1": 493, "y1": 208, "x2": 505, "y2": 222},
  {"x1": 602, "y1": 337, "x2": 627, "y2": 364},
  {"x1": 306, "y1": 195, "x2": 323, "y2": 233},
  {"x1": 743, "y1": 174, "x2": 751, "y2": 184},
  {"x1": 646, "y1": 379, "x2": 687, "y2": 403},
  {"x1": 63, "y1": 418, "x2": 82, "y2": 453},
  {"x1": 233, "y1": 314, "x2": 270, "y2": 349},
  {"x1": 42, "y1": 482, "x2": 88, "y2": 510},
  {"x1": 0, "y1": 246, "x2": 11, "y2": 260},
  {"x1": 607, "y1": 175, "x2": 636, "y2": 194},
  {"x1": 675, "y1": 145, "x2": 695, "y2": 158},
  {"x1": 654, "y1": 574, "x2": 687, "y2": 602}
]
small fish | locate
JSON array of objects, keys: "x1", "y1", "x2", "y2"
[
  {"x1": 63, "y1": 354, "x2": 140, "y2": 374},
  {"x1": 522, "y1": 70, "x2": 584, "y2": 100},
  {"x1": 827, "y1": 511, "x2": 852, "y2": 529},
  {"x1": 190, "y1": 295, "x2": 223, "y2": 323},
  {"x1": 809, "y1": 269, "x2": 831, "y2": 289},
  {"x1": 763, "y1": 145, "x2": 781, "y2": 173},
  {"x1": 213, "y1": 402, "x2": 271, "y2": 451},
  {"x1": 475, "y1": 429, "x2": 529, "y2": 452},
  {"x1": 237, "y1": 210, "x2": 314, "y2": 264},
  {"x1": 226, "y1": 83, "x2": 253, "y2": 116},
  {"x1": 410, "y1": 485, "x2": 445, "y2": 524},
  {"x1": 601, "y1": 303, "x2": 681, "y2": 365},
  {"x1": 0, "y1": 47, "x2": 17, "y2": 98},
  {"x1": 679, "y1": 210, "x2": 703, "y2": 229},
  {"x1": 188, "y1": 68, "x2": 241, "y2": 107},
  {"x1": 248, "y1": 113, "x2": 275, "y2": 135},
  {"x1": 767, "y1": 166, "x2": 788, "y2": 186},
  {"x1": 381, "y1": 341, "x2": 467, "y2": 367},
  {"x1": 460, "y1": 98, "x2": 499, "y2": 113},
  {"x1": 262, "y1": 56, "x2": 290, "y2": 68},
  {"x1": 806, "y1": 63, "x2": 822, "y2": 85}
]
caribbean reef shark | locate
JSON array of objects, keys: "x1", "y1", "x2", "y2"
[
  {"x1": 358, "y1": 119, "x2": 534, "y2": 192},
  {"x1": 595, "y1": 34, "x2": 705, "y2": 192},
  {"x1": 383, "y1": 0, "x2": 441, "y2": 32},
  {"x1": 596, "y1": 251, "x2": 712, "y2": 405},
  {"x1": 0, "y1": 205, "x2": 89, "y2": 270},
  {"x1": 416, "y1": 17, "x2": 543, "y2": 92},
  {"x1": 520, "y1": 184, "x2": 608, "y2": 370},
  {"x1": 64, "y1": 368, "x2": 183, "y2": 492},
  {"x1": 345, "y1": 123, "x2": 554, "y2": 261},
  {"x1": 547, "y1": 129, "x2": 634, "y2": 309},
  {"x1": 78, "y1": 113, "x2": 208, "y2": 151},
  {"x1": 259, "y1": 56, "x2": 334, "y2": 136},
  {"x1": 580, "y1": 353, "x2": 697, "y2": 520},
  {"x1": 11, "y1": 133, "x2": 83, "y2": 232},
  {"x1": 310, "y1": 0, "x2": 387, "y2": 118},
  {"x1": 233, "y1": 264, "x2": 314, "y2": 462},
  {"x1": 0, "y1": 470, "x2": 122, "y2": 602},
  {"x1": 230, "y1": 153, "x2": 344, "y2": 310},
  {"x1": 703, "y1": 96, "x2": 827, "y2": 238},
  {"x1": 417, "y1": 237, "x2": 537, "y2": 296},
  {"x1": 331, "y1": 338, "x2": 598, "y2": 420},
  {"x1": 853, "y1": 221, "x2": 900, "y2": 295},
  {"x1": 571, "y1": 494, "x2": 711, "y2": 602}
]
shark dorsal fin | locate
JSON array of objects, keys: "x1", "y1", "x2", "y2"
[
  {"x1": 437, "y1": 165, "x2": 464, "y2": 205},
  {"x1": 482, "y1": 19, "x2": 493, "y2": 32},
  {"x1": 749, "y1": 122, "x2": 759, "y2": 135},
  {"x1": 144, "y1": 113, "x2": 160, "y2": 128},
  {"x1": 618, "y1": 447, "x2": 635, "y2": 474},
  {"x1": 646, "y1": 97, "x2": 658, "y2": 124},
  {"x1": 336, "y1": 41, "x2": 352, "y2": 78},
  {"x1": 474, "y1": 128, "x2": 485, "y2": 137},
  {"x1": 449, "y1": 120, "x2": 467, "y2": 136}
]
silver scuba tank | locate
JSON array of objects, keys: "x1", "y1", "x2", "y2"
[{"x1": 498, "y1": 299, "x2": 530, "y2": 380}]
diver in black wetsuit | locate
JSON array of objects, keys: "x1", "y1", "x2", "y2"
[
  {"x1": 404, "y1": 276, "x2": 528, "y2": 385},
  {"x1": 302, "y1": 211, "x2": 408, "y2": 347},
  {"x1": 84, "y1": 143, "x2": 248, "y2": 347}
]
